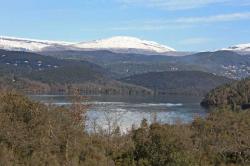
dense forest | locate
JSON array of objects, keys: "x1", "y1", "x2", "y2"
[
  {"x1": 0, "y1": 90, "x2": 249, "y2": 165},
  {"x1": 121, "y1": 71, "x2": 233, "y2": 96},
  {"x1": 44, "y1": 50, "x2": 250, "y2": 80},
  {"x1": 0, "y1": 50, "x2": 153, "y2": 95},
  {"x1": 1, "y1": 49, "x2": 245, "y2": 96},
  {"x1": 201, "y1": 77, "x2": 250, "y2": 110}
]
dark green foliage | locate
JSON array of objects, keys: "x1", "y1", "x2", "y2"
[
  {"x1": 43, "y1": 50, "x2": 250, "y2": 79},
  {"x1": 201, "y1": 77, "x2": 250, "y2": 109},
  {"x1": 0, "y1": 49, "x2": 111, "y2": 83},
  {"x1": 131, "y1": 122, "x2": 196, "y2": 166},
  {"x1": 0, "y1": 50, "x2": 153, "y2": 95},
  {"x1": 106, "y1": 62, "x2": 205, "y2": 78},
  {"x1": 121, "y1": 71, "x2": 233, "y2": 96},
  {"x1": 27, "y1": 63, "x2": 104, "y2": 84}
]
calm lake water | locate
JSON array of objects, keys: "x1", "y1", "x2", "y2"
[{"x1": 30, "y1": 95, "x2": 207, "y2": 132}]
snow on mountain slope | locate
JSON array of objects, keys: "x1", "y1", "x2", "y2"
[
  {"x1": 71, "y1": 36, "x2": 176, "y2": 53},
  {"x1": 221, "y1": 43, "x2": 250, "y2": 52},
  {"x1": 0, "y1": 36, "x2": 73, "y2": 52},
  {"x1": 0, "y1": 36, "x2": 176, "y2": 54}
]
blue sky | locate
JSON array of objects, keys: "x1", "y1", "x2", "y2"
[{"x1": 0, "y1": 0, "x2": 250, "y2": 51}]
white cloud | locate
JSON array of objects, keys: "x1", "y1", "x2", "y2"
[
  {"x1": 106, "y1": 12, "x2": 250, "y2": 31},
  {"x1": 79, "y1": 12, "x2": 250, "y2": 32},
  {"x1": 118, "y1": 0, "x2": 250, "y2": 10},
  {"x1": 175, "y1": 12, "x2": 250, "y2": 24}
]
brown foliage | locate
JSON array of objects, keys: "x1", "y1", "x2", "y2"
[{"x1": 0, "y1": 91, "x2": 249, "y2": 165}]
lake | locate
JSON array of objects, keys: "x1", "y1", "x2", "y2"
[{"x1": 30, "y1": 95, "x2": 207, "y2": 133}]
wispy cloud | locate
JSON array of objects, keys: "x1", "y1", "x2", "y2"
[
  {"x1": 118, "y1": 0, "x2": 250, "y2": 10},
  {"x1": 79, "y1": 12, "x2": 250, "y2": 32},
  {"x1": 103, "y1": 12, "x2": 250, "y2": 31},
  {"x1": 175, "y1": 12, "x2": 250, "y2": 24}
]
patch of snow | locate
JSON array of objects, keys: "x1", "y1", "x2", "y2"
[
  {"x1": 0, "y1": 35, "x2": 177, "y2": 54},
  {"x1": 0, "y1": 36, "x2": 73, "y2": 52},
  {"x1": 72, "y1": 36, "x2": 175, "y2": 53},
  {"x1": 221, "y1": 43, "x2": 250, "y2": 52}
]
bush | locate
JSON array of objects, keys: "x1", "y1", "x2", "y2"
[{"x1": 0, "y1": 91, "x2": 249, "y2": 165}]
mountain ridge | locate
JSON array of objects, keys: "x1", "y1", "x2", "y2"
[
  {"x1": 0, "y1": 36, "x2": 176, "y2": 55},
  {"x1": 120, "y1": 71, "x2": 233, "y2": 95},
  {"x1": 221, "y1": 43, "x2": 250, "y2": 53},
  {"x1": 72, "y1": 36, "x2": 175, "y2": 54}
]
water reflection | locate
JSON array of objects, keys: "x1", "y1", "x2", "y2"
[{"x1": 30, "y1": 95, "x2": 207, "y2": 132}]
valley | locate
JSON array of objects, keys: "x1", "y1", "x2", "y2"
[
  {"x1": 0, "y1": 36, "x2": 250, "y2": 96},
  {"x1": 1, "y1": 1, "x2": 250, "y2": 165}
]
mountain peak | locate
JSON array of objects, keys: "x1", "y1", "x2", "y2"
[
  {"x1": 0, "y1": 35, "x2": 176, "y2": 54},
  {"x1": 221, "y1": 43, "x2": 250, "y2": 52},
  {"x1": 72, "y1": 36, "x2": 176, "y2": 53}
]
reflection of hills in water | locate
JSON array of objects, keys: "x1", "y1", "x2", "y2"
[
  {"x1": 30, "y1": 95, "x2": 207, "y2": 133},
  {"x1": 51, "y1": 102, "x2": 183, "y2": 108}
]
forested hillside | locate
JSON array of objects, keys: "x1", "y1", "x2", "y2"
[
  {"x1": 0, "y1": 50, "x2": 152, "y2": 95},
  {"x1": 121, "y1": 71, "x2": 233, "y2": 95},
  {"x1": 43, "y1": 50, "x2": 250, "y2": 79},
  {"x1": 201, "y1": 77, "x2": 250, "y2": 110}
]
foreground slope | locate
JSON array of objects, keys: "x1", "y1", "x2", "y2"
[{"x1": 0, "y1": 91, "x2": 249, "y2": 165}]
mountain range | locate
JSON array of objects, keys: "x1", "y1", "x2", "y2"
[
  {"x1": 0, "y1": 49, "x2": 152, "y2": 95},
  {"x1": 0, "y1": 36, "x2": 177, "y2": 55},
  {"x1": 0, "y1": 35, "x2": 250, "y2": 95},
  {"x1": 0, "y1": 49, "x2": 232, "y2": 95},
  {"x1": 1, "y1": 35, "x2": 250, "y2": 54},
  {"x1": 42, "y1": 49, "x2": 250, "y2": 80}
]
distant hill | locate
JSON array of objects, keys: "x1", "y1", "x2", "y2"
[
  {"x1": 201, "y1": 77, "x2": 250, "y2": 110},
  {"x1": 43, "y1": 50, "x2": 250, "y2": 80},
  {"x1": 120, "y1": 71, "x2": 233, "y2": 96},
  {"x1": 0, "y1": 49, "x2": 111, "y2": 81},
  {"x1": 42, "y1": 50, "x2": 208, "y2": 79},
  {"x1": 179, "y1": 51, "x2": 250, "y2": 79},
  {"x1": 106, "y1": 62, "x2": 206, "y2": 78},
  {"x1": 42, "y1": 50, "x2": 176, "y2": 65},
  {"x1": 0, "y1": 49, "x2": 247, "y2": 96},
  {"x1": 0, "y1": 50, "x2": 152, "y2": 95}
]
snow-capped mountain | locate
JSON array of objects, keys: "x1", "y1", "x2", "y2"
[
  {"x1": 72, "y1": 36, "x2": 176, "y2": 54},
  {"x1": 222, "y1": 43, "x2": 250, "y2": 52},
  {"x1": 0, "y1": 36, "x2": 176, "y2": 54},
  {"x1": 0, "y1": 36, "x2": 73, "y2": 52}
]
